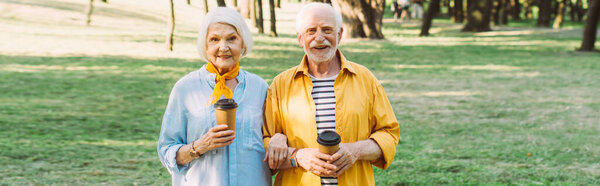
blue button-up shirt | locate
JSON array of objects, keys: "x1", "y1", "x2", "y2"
[{"x1": 157, "y1": 65, "x2": 271, "y2": 186}]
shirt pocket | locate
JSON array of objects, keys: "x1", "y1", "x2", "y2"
[
  {"x1": 243, "y1": 106, "x2": 265, "y2": 153},
  {"x1": 187, "y1": 107, "x2": 215, "y2": 142}
]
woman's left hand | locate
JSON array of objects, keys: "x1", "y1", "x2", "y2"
[{"x1": 264, "y1": 133, "x2": 288, "y2": 169}]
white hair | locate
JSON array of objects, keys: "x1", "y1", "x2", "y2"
[
  {"x1": 197, "y1": 7, "x2": 253, "y2": 63},
  {"x1": 295, "y1": 3, "x2": 343, "y2": 34}
]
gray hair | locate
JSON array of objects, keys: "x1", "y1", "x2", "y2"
[
  {"x1": 295, "y1": 3, "x2": 343, "y2": 34},
  {"x1": 197, "y1": 7, "x2": 253, "y2": 63}
]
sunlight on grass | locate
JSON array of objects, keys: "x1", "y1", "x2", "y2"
[
  {"x1": 386, "y1": 64, "x2": 522, "y2": 71},
  {"x1": 389, "y1": 91, "x2": 480, "y2": 97},
  {"x1": 76, "y1": 139, "x2": 155, "y2": 148},
  {"x1": 0, "y1": 64, "x2": 119, "y2": 72}
]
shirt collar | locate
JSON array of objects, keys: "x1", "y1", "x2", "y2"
[{"x1": 293, "y1": 49, "x2": 356, "y2": 77}]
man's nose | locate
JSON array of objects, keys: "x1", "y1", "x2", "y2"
[{"x1": 315, "y1": 31, "x2": 326, "y2": 43}]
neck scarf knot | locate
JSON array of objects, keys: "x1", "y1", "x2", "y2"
[{"x1": 206, "y1": 62, "x2": 239, "y2": 104}]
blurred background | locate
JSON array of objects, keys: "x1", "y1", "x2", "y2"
[{"x1": 0, "y1": 0, "x2": 599, "y2": 185}]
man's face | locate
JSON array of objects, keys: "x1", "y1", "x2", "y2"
[{"x1": 297, "y1": 10, "x2": 341, "y2": 64}]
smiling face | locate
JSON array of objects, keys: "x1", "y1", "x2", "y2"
[
  {"x1": 297, "y1": 7, "x2": 342, "y2": 64},
  {"x1": 206, "y1": 23, "x2": 244, "y2": 73}
]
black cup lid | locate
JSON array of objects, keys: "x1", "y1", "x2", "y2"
[
  {"x1": 214, "y1": 99, "x2": 237, "y2": 109},
  {"x1": 317, "y1": 130, "x2": 341, "y2": 146}
]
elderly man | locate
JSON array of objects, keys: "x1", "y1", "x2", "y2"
[{"x1": 262, "y1": 3, "x2": 400, "y2": 186}]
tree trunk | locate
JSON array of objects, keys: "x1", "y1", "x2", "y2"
[
  {"x1": 204, "y1": 0, "x2": 209, "y2": 13},
  {"x1": 453, "y1": 0, "x2": 464, "y2": 23},
  {"x1": 524, "y1": 0, "x2": 533, "y2": 19},
  {"x1": 553, "y1": 0, "x2": 566, "y2": 28},
  {"x1": 537, "y1": 0, "x2": 552, "y2": 27},
  {"x1": 576, "y1": 0, "x2": 585, "y2": 21},
  {"x1": 85, "y1": 0, "x2": 94, "y2": 25},
  {"x1": 269, "y1": 0, "x2": 277, "y2": 36},
  {"x1": 240, "y1": 0, "x2": 250, "y2": 18},
  {"x1": 250, "y1": 0, "x2": 256, "y2": 26},
  {"x1": 421, "y1": 0, "x2": 441, "y2": 36},
  {"x1": 492, "y1": 0, "x2": 500, "y2": 25},
  {"x1": 448, "y1": 0, "x2": 454, "y2": 18},
  {"x1": 234, "y1": 0, "x2": 238, "y2": 7},
  {"x1": 276, "y1": 0, "x2": 281, "y2": 8},
  {"x1": 579, "y1": 0, "x2": 600, "y2": 51},
  {"x1": 254, "y1": 0, "x2": 264, "y2": 33},
  {"x1": 186, "y1": 0, "x2": 191, "y2": 5},
  {"x1": 332, "y1": 0, "x2": 386, "y2": 39},
  {"x1": 217, "y1": 0, "x2": 227, "y2": 6},
  {"x1": 462, "y1": 0, "x2": 492, "y2": 32},
  {"x1": 501, "y1": 0, "x2": 510, "y2": 25},
  {"x1": 166, "y1": 0, "x2": 175, "y2": 51},
  {"x1": 511, "y1": 0, "x2": 520, "y2": 20},
  {"x1": 568, "y1": 0, "x2": 576, "y2": 21}
]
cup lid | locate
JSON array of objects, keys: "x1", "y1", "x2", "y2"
[
  {"x1": 317, "y1": 130, "x2": 341, "y2": 146},
  {"x1": 214, "y1": 99, "x2": 237, "y2": 109}
]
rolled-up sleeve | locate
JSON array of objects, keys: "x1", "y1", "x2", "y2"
[
  {"x1": 262, "y1": 83, "x2": 282, "y2": 150},
  {"x1": 157, "y1": 85, "x2": 189, "y2": 173},
  {"x1": 369, "y1": 83, "x2": 400, "y2": 170}
]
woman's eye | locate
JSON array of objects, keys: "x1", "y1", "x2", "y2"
[
  {"x1": 227, "y1": 36, "x2": 237, "y2": 41},
  {"x1": 209, "y1": 38, "x2": 219, "y2": 42}
]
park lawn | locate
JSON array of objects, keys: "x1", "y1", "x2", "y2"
[{"x1": 1, "y1": 0, "x2": 600, "y2": 185}]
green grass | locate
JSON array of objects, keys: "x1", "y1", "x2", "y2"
[{"x1": 1, "y1": 0, "x2": 600, "y2": 185}]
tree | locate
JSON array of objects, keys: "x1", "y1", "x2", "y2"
[
  {"x1": 501, "y1": 0, "x2": 510, "y2": 25},
  {"x1": 575, "y1": 0, "x2": 585, "y2": 21},
  {"x1": 579, "y1": 0, "x2": 600, "y2": 51},
  {"x1": 553, "y1": 0, "x2": 566, "y2": 28},
  {"x1": 217, "y1": 0, "x2": 227, "y2": 6},
  {"x1": 511, "y1": 0, "x2": 521, "y2": 20},
  {"x1": 85, "y1": 0, "x2": 94, "y2": 25},
  {"x1": 204, "y1": 0, "x2": 209, "y2": 13},
  {"x1": 253, "y1": 0, "x2": 264, "y2": 33},
  {"x1": 462, "y1": 0, "x2": 492, "y2": 32},
  {"x1": 332, "y1": 0, "x2": 386, "y2": 39},
  {"x1": 240, "y1": 0, "x2": 250, "y2": 18},
  {"x1": 421, "y1": 0, "x2": 441, "y2": 36},
  {"x1": 269, "y1": 0, "x2": 278, "y2": 37},
  {"x1": 524, "y1": 0, "x2": 533, "y2": 19},
  {"x1": 537, "y1": 0, "x2": 552, "y2": 27},
  {"x1": 453, "y1": 0, "x2": 464, "y2": 23},
  {"x1": 166, "y1": 0, "x2": 175, "y2": 51},
  {"x1": 492, "y1": 0, "x2": 501, "y2": 25},
  {"x1": 187, "y1": 0, "x2": 191, "y2": 5}
]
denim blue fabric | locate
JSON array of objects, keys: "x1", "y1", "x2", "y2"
[{"x1": 157, "y1": 65, "x2": 270, "y2": 186}]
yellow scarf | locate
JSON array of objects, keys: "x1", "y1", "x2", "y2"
[{"x1": 206, "y1": 62, "x2": 239, "y2": 104}]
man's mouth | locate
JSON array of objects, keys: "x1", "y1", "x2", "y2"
[{"x1": 313, "y1": 45, "x2": 329, "y2": 50}]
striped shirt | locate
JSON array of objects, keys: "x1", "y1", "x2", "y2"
[{"x1": 310, "y1": 73, "x2": 338, "y2": 185}]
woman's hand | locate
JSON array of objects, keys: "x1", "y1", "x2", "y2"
[
  {"x1": 264, "y1": 133, "x2": 288, "y2": 169},
  {"x1": 194, "y1": 124, "x2": 235, "y2": 154}
]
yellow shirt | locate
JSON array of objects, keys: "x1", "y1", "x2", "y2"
[{"x1": 263, "y1": 50, "x2": 400, "y2": 186}]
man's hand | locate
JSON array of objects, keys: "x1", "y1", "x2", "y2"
[
  {"x1": 296, "y1": 148, "x2": 337, "y2": 176},
  {"x1": 264, "y1": 133, "x2": 288, "y2": 169},
  {"x1": 329, "y1": 143, "x2": 359, "y2": 177}
]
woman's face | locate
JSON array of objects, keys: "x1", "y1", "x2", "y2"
[{"x1": 206, "y1": 23, "x2": 244, "y2": 73}]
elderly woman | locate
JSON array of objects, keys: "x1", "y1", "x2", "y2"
[{"x1": 157, "y1": 7, "x2": 270, "y2": 185}]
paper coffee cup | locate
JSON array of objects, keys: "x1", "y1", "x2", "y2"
[
  {"x1": 214, "y1": 99, "x2": 237, "y2": 131},
  {"x1": 317, "y1": 130, "x2": 341, "y2": 155}
]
